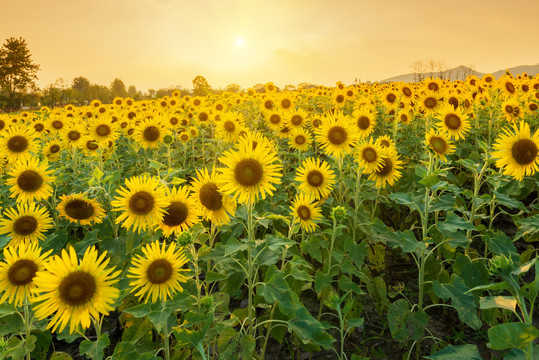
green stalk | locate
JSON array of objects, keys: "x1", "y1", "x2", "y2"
[
  {"x1": 162, "y1": 298, "x2": 171, "y2": 360},
  {"x1": 246, "y1": 201, "x2": 256, "y2": 338},
  {"x1": 23, "y1": 298, "x2": 31, "y2": 360}
]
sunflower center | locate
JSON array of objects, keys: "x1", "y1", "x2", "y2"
[
  {"x1": 281, "y1": 99, "x2": 291, "y2": 109},
  {"x1": 234, "y1": 159, "x2": 263, "y2": 187},
  {"x1": 511, "y1": 139, "x2": 538, "y2": 165},
  {"x1": 198, "y1": 112, "x2": 208, "y2": 122},
  {"x1": 7, "y1": 135, "x2": 29, "y2": 153},
  {"x1": 336, "y1": 94, "x2": 345, "y2": 103},
  {"x1": 86, "y1": 140, "x2": 99, "y2": 150},
  {"x1": 362, "y1": 147, "x2": 378, "y2": 162},
  {"x1": 65, "y1": 199, "x2": 95, "y2": 220},
  {"x1": 295, "y1": 135, "x2": 306, "y2": 145},
  {"x1": 505, "y1": 105, "x2": 514, "y2": 114},
  {"x1": 327, "y1": 126, "x2": 347, "y2": 145},
  {"x1": 424, "y1": 97, "x2": 437, "y2": 109},
  {"x1": 8, "y1": 260, "x2": 38, "y2": 286},
  {"x1": 68, "y1": 130, "x2": 81, "y2": 141},
  {"x1": 52, "y1": 120, "x2": 63, "y2": 130},
  {"x1": 444, "y1": 114, "x2": 461, "y2": 130},
  {"x1": 297, "y1": 205, "x2": 311, "y2": 220},
  {"x1": 59, "y1": 271, "x2": 96, "y2": 306},
  {"x1": 50, "y1": 144, "x2": 60, "y2": 153},
  {"x1": 270, "y1": 114, "x2": 281, "y2": 124},
  {"x1": 199, "y1": 183, "x2": 223, "y2": 211},
  {"x1": 428, "y1": 82, "x2": 439, "y2": 91},
  {"x1": 162, "y1": 201, "x2": 188, "y2": 226},
  {"x1": 17, "y1": 170, "x2": 43, "y2": 192},
  {"x1": 357, "y1": 116, "x2": 370, "y2": 130},
  {"x1": 128, "y1": 112, "x2": 136, "y2": 119},
  {"x1": 505, "y1": 82, "x2": 515, "y2": 94},
  {"x1": 386, "y1": 93, "x2": 397, "y2": 103},
  {"x1": 264, "y1": 100, "x2": 274, "y2": 110},
  {"x1": 380, "y1": 140, "x2": 391, "y2": 148},
  {"x1": 429, "y1": 136, "x2": 447, "y2": 153},
  {"x1": 96, "y1": 124, "x2": 111, "y2": 137},
  {"x1": 34, "y1": 123, "x2": 44, "y2": 132},
  {"x1": 403, "y1": 87, "x2": 412, "y2": 97},
  {"x1": 307, "y1": 170, "x2": 324, "y2": 187},
  {"x1": 530, "y1": 104, "x2": 538, "y2": 111},
  {"x1": 180, "y1": 134, "x2": 189, "y2": 141},
  {"x1": 129, "y1": 191, "x2": 155, "y2": 215},
  {"x1": 0, "y1": 119, "x2": 4, "y2": 130},
  {"x1": 146, "y1": 259, "x2": 173, "y2": 284},
  {"x1": 170, "y1": 117, "x2": 178, "y2": 125},
  {"x1": 448, "y1": 97, "x2": 459, "y2": 109},
  {"x1": 143, "y1": 126, "x2": 160, "y2": 142},
  {"x1": 375, "y1": 157, "x2": 394, "y2": 177},
  {"x1": 291, "y1": 115, "x2": 303, "y2": 126},
  {"x1": 224, "y1": 121, "x2": 236, "y2": 133},
  {"x1": 312, "y1": 119, "x2": 321, "y2": 128},
  {"x1": 216, "y1": 104, "x2": 223, "y2": 111},
  {"x1": 13, "y1": 216, "x2": 38, "y2": 236}
]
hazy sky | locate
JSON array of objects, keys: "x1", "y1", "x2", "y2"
[{"x1": 1, "y1": 0, "x2": 538, "y2": 92}]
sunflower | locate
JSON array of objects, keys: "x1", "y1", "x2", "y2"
[
  {"x1": 43, "y1": 139, "x2": 63, "y2": 161},
  {"x1": 0, "y1": 124, "x2": 40, "y2": 163},
  {"x1": 0, "y1": 202, "x2": 53, "y2": 246},
  {"x1": 417, "y1": 91, "x2": 442, "y2": 115},
  {"x1": 191, "y1": 167, "x2": 236, "y2": 226},
  {"x1": 133, "y1": 118, "x2": 168, "y2": 149},
  {"x1": 288, "y1": 128, "x2": 312, "y2": 152},
  {"x1": 239, "y1": 130, "x2": 275, "y2": 152},
  {"x1": 492, "y1": 121, "x2": 539, "y2": 180},
  {"x1": 290, "y1": 193, "x2": 322, "y2": 233},
  {"x1": 356, "y1": 139, "x2": 385, "y2": 173},
  {"x1": 501, "y1": 98, "x2": 522, "y2": 122},
  {"x1": 32, "y1": 246, "x2": 120, "y2": 333},
  {"x1": 79, "y1": 136, "x2": 101, "y2": 157},
  {"x1": 47, "y1": 116, "x2": 69, "y2": 135},
  {"x1": 498, "y1": 75, "x2": 518, "y2": 97},
  {"x1": 31, "y1": 119, "x2": 48, "y2": 134},
  {"x1": 425, "y1": 129, "x2": 455, "y2": 162},
  {"x1": 351, "y1": 108, "x2": 376, "y2": 137},
  {"x1": 158, "y1": 186, "x2": 201, "y2": 237},
  {"x1": 435, "y1": 104, "x2": 471, "y2": 140},
  {"x1": 332, "y1": 91, "x2": 347, "y2": 108},
  {"x1": 295, "y1": 157, "x2": 336, "y2": 201},
  {"x1": 0, "y1": 242, "x2": 51, "y2": 307},
  {"x1": 215, "y1": 112, "x2": 245, "y2": 143},
  {"x1": 286, "y1": 109, "x2": 309, "y2": 129},
  {"x1": 367, "y1": 148, "x2": 403, "y2": 188},
  {"x1": 178, "y1": 131, "x2": 190, "y2": 143},
  {"x1": 61, "y1": 123, "x2": 85, "y2": 149},
  {"x1": 6, "y1": 158, "x2": 56, "y2": 203},
  {"x1": 111, "y1": 175, "x2": 170, "y2": 234},
  {"x1": 315, "y1": 111, "x2": 359, "y2": 158},
  {"x1": 88, "y1": 116, "x2": 119, "y2": 145},
  {"x1": 128, "y1": 240, "x2": 189, "y2": 303},
  {"x1": 381, "y1": 89, "x2": 400, "y2": 108},
  {"x1": 264, "y1": 110, "x2": 285, "y2": 131},
  {"x1": 277, "y1": 95, "x2": 295, "y2": 112},
  {"x1": 218, "y1": 138, "x2": 282, "y2": 204},
  {"x1": 56, "y1": 193, "x2": 106, "y2": 225}
]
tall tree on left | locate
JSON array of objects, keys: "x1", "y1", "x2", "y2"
[{"x1": 0, "y1": 37, "x2": 40, "y2": 108}]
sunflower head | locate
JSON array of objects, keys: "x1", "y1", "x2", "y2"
[{"x1": 290, "y1": 193, "x2": 322, "y2": 233}]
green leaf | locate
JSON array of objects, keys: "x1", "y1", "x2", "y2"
[
  {"x1": 424, "y1": 344, "x2": 482, "y2": 359},
  {"x1": 512, "y1": 258, "x2": 536, "y2": 276},
  {"x1": 0, "y1": 303, "x2": 17, "y2": 317},
  {"x1": 494, "y1": 190, "x2": 528, "y2": 212},
  {"x1": 430, "y1": 194, "x2": 457, "y2": 212},
  {"x1": 205, "y1": 272, "x2": 228, "y2": 283},
  {"x1": 452, "y1": 254, "x2": 490, "y2": 288},
  {"x1": 224, "y1": 239, "x2": 248, "y2": 256},
  {"x1": 0, "y1": 313, "x2": 24, "y2": 337},
  {"x1": 480, "y1": 296, "x2": 517, "y2": 313},
  {"x1": 148, "y1": 159, "x2": 163, "y2": 170},
  {"x1": 315, "y1": 270, "x2": 333, "y2": 294},
  {"x1": 485, "y1": 232, "x2": 519, "y2": 261},
  {"x1": 49, "y1": 352, "x2": 73, "y2": 360},
  {"x1": 4, "y1": 335, "x2": 36, "y2": 360},
  {"x1": 169, "y1": 176, "x2": 186, "y2": 185},
  {"x1": 387, "y1": 299, "x2": 428, "y2": 343},
  {"x1": 514, "y1": 214, "x2": 539, "y2": 241},
  {"x1": 468, "y1": 281, "x2": 511, "y2": 293},
  {"x1": 433, "y1": 274, "x2": 482, "y2": 330},
  {"x1": 79, "y1": 334, "x2": 110, "y2": 360},
  {"x1": 487, "y1": 322, "x2": 539, "y2": 350},
  {"x1": 30, "y1": 330, "x2": 52, "y2": 360},
  {"x1": 439, "y1": 212, "x2": 476, "y2": 232}
]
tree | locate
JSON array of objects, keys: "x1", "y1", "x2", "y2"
[
  {"x1": 225, "y1": 83, "x2": 241, "y2": 93},
  {"x1": 72, "y1": 76, "x2": 91, "y2": 104},
  {"x1": 0, "y1": 37, "x2": 40, "y2": 108},
  {"x1": 110, "y1": 78, "x2": 127, "y2": 98},
  {"x1": 127, "y1": 85, "x2": 137, "y2": 97},
  {"x1": 192, "y1": 75, "x2": 211, "y2": 96}
]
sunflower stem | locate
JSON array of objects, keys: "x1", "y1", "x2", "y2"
[
  {"x1": 23, "y1": 297, "x2": 31, "y2": 360},
  {"x1": 246, "y1": 201, "x2": 256, "y2": 339},
  {"x1": 205, "y1": 223, "x2": 217, "y2": 295},
  {"x1": 162, "y1": 298, "x2": 171, "y2": 360}
]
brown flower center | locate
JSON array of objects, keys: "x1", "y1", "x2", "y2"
[
  {"x1": 17, "y1": 170, "x2": 43, "y2": 192},
  {"x1": 335, "y1": 94, "x2": 345, "y2": 104},
  {"x1": 403, "y1": 87, "x2": 412, "y2": 97},
  {"x1": 362, "y1": 147, "x2": 378, "y2": 162},
  {"x1": 357, "y1": 116, "x2": 370, "y2": 130},
  {"x1": 65, "y1": 199, "x2": 95, "y2": 220},
  {"x1": 297, "y1": 205, "x2": 311, "y2": 220},
  {"x1": 264, "y1": 100, "x2": 274, "y2": 110},
  {"x1": 307, "y1": 170, "x2": 324, "y2": 187},
  {"x1": 424, "y1": 97, "x2": 437, "y2": 109},
  {"x1": 162, "y1": 201, "x2": 188, "y2": 226},
  {"x1": 68, "y1": 130, "x2": 81, "y2": 141},
  {"x1": 291, "y1": 115, "x2": 303, "y2": 126},
  {"x1": 86, "y1": 140, "x2": 99, "y2": 150},
  {"x1": 7, "y1": 135, "x2": 29, "y2": 153},
  {"x1": 281, "y1": 98, "x2": 291, "y2": 109},
  {"x1": 224, "y1": 121, "x2": 236, "y2": 133},
  {"x1": 143, "y1": 126, "x2": 160, "y2": 142},
  {"x1": 199, "y1": 183, "x2": 223, "y2": 211},
  {"x1": 129, "y1": 191, "x2": 155, "y2": 215},
  {"x1": 34, "y1": 123, "x2": 44, "y2": 132},
  {"x1": 429, "y1": 136, "x2": 447, "y2": 153},
  {"x1": 96, "y1": 124, "x2": 111, "y2": 137},
  {"x1": 444, "y1": 114, "x2": 461, "y2": 130},
  {"x1": 52, "y1": 120, "x2": 64, "y2": 130},
  {"x1": 511, "y1": 139, "x2": 538, "y2": 165},
  {"x1": 327, "y1": 126, "x2": 347, "y2": 145},
  {"x1": 49, "y1": 144, "x2": 60, "y2": 153},
  {"x1": 386, "y1": 93, "x2": 397, "y2": 103},
  {"x1": 8, "y1": 259, "x2": 38, "y2": 286},
  {"x1": 375, "y1": 157, "x2": 393, "y2": 177},
  {"x1": 234, "y1": 159, "x2": 263, "y2": 187},
  {"x1": 13, "y1": 216, "x2": 38, "y2": 236},
  {"x1": 269, "y1": 114, "x2": 281, "y2": 124},
  {"x1": 59, "y1": 271, "x2": 96, "y2": 306},
  {"x1": 294, "y1": 135, "x2": 306, "y2": 145},
  {"x1": 146, "y1": 259, "x2": 173, "y2": 284},
  {"x1": 505, "y1": 82, "x2": 515, "y2": 94}
]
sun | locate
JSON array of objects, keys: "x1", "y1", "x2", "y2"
[{"x1": 235, "y1": 37, "x2": 245, "y2": 47}]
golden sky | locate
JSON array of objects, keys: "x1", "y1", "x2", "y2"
[{"x1": 2, "y1": 0, "x2": 539, "y2": 91}]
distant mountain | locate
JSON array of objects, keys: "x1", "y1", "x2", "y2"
[{"x1": 380, "y1": 63, "x2": 539, "y2": 83}]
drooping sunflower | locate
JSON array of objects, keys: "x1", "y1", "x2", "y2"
[
  {"x1": 127, "y1": 240, "x2": 189, "y2": 303},
  {"x1": 32, "y1": 246, "x2": 120, "y2": 333},
  {"x1": 356, "y1": 139, "x2": 385, "y2": 173},
  {"x1": 0, "y1": 242, "x2": 51, "y2": 307},
  {"x1": 6, "y1": 158, "x2": 56, "y2": 203},
  {"x1": 425, "y1": 129, "x2": 455, "y2": 162},
  {"x1": 492, "y1": 121, "x2": 539, "y2": 180},
  {"x1": 158, "y1": 186, "x2": 201, "y2": 237},
  {"x1": 133, "y1": 117, "x2": 169, "y2": 149},
  {"x1": 218, "y1": 138, "x2": 282, "y2": 204},
  {"x1": 0, "y1": 202, "x2": 53, "y2": 246},
  {"x1": 367, "y1": 148, "x2": 403, "y2": 188},
  {"x1": 56, "y1": 193, "x2": 106, "y2": 225},
  {"x1": 0, "y1": 124, "x2": 40, "y2": 163},
  {"x1": 315, "y1": 111, "x2": 359, "y2": 158},
  {"x1": 288, "y1": 127, "x2": 312, "y2": 152},
  {"x1": 290, "y1": 193, "x2": 322, "y2": 233},
  {"x1": 295, "y1": 157, "x2": 336, "y2": 201},
  {"x1": 111, "y1": 175, "x2": 170, "y2": 234},
  {"x1": 351, "y1": 108, "x2": 377, "y2": 137},
  {"x1": 435, "y1": 104, "x2": 471, "y2": 140},
  {"x1": 191, "y1": 167, "x2": 236, "y2": 226}
]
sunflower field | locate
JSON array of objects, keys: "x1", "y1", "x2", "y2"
[{"x1": 0, "y1": 74, "x2": 538, "y2": 360}]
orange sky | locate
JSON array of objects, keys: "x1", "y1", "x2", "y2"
[{"x1": 1, "y1": 0, "x2": 539, "y2": 92}]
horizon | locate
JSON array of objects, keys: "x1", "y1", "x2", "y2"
[{"x1": 2, "y1": 0, "x2": 539, "y2": 92}]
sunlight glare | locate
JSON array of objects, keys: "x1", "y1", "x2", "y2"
[{"x1": 235, "y1": 38, "x2": 245, "y2": 47}]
